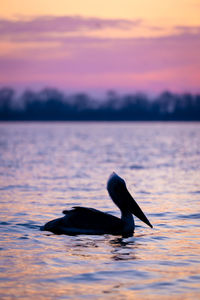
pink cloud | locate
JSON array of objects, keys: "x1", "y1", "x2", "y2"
[
  {"x1": 0, "y1": 17, "x2": 200, "y2": 93},
  {"x1": 2, "y1": 33, "x2": 199, "y2": 71},
  {"x1": 0, "y1": 16, "x2": 140, "y2": 38}
]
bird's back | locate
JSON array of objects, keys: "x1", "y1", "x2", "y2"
[{"x1": 62, "y1": 207, "x2": 123, "y2": 234}]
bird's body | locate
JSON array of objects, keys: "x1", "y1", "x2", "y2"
[
  {"x1": 42, "y1": 172, "x2": 152, "y2": 237},
  {"x1": 43, "y1": 207, "x2": 125, "y2": 235}
]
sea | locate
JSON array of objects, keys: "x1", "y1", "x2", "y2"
[{"x1": 0, "y1": 122, "x2": 200, "y2": 299}]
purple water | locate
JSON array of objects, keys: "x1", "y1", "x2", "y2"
[{"x1": 0, "y1": 122, "x2": 200, "y2": 299}]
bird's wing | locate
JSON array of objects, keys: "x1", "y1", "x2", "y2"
[{"x1": 62, "y1": 206, "x2": 123, "y2": 234}]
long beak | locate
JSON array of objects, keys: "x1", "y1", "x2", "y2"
[
  {"x1": 125, "y1": 188, "x2": 153, "y2": 228},
  {"x1": 107, "y1": 172, "x2": 153, "y2": 228},
  {"x1": 116, "y1": 184, "x2": 152, "y2": 228}
]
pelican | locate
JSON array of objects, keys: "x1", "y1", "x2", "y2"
[{"x1": 41, "y1": 172, "x2": 153, "y2": 237}]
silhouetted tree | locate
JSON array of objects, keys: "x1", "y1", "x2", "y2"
[
  {"x1": 0, "y1": 87, "x2": 15, "y2": 120},
  {"x1": 0, "y1": 86, "x2": 199, "y2": 121}
]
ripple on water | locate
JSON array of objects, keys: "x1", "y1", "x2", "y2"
[
  {"x1": 0, "y1": 122, "x2": 200, "y2": 299},
  {"x1": 177, "y1": 213, "x2": 200, "y2": 220}
]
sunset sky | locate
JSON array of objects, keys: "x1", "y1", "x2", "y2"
[{"x1": 0, "y1": 0, "x2": 200, "y2": 94}]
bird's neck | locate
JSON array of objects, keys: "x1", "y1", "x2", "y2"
[{"x1": 121, "y1": 210, "x2": 135, "y2": 236}]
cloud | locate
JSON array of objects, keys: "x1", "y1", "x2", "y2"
[
  {"x1": 175, "y1": 25, "x2": 200, "y2": 35},
  {"x1": 1, "y1": 14, "x2": 200, "y2": 46},
  {"x1": 1, "y1": 32, "x2": 199, "y2": 76},
  {"x1": 0, "y1": 15, "x2": 141, "y2": 38},
  {"x1": 0, "y1": 16, "x2": 200, "y2": 93}
]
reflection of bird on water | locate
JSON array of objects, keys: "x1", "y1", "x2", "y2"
[{"x1": 41, "y1": 172, "x2": 153, "y2": 237}]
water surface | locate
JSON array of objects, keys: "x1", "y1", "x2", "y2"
[{"x1": 0, "y1": 122, "x2": 200, "y2": 299}]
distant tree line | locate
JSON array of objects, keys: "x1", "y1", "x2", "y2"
[{"x1": 0, "y1": 87, "x2": 200, "y2": 121}]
